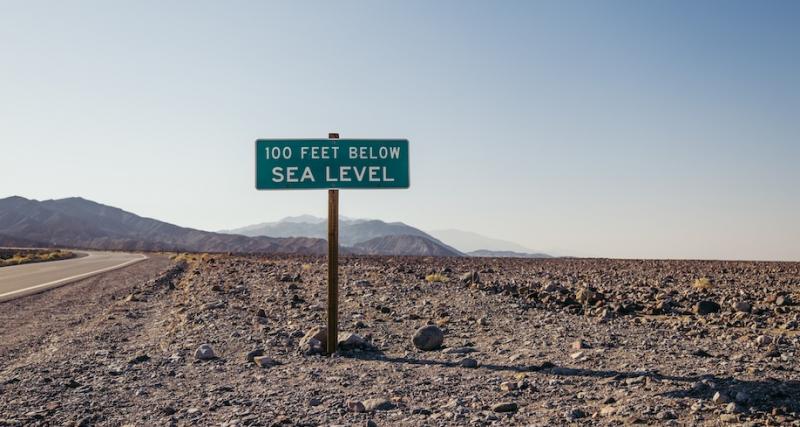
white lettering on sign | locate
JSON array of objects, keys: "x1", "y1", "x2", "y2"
[
  {"x1": 300, "y1": 146, "x2": 339, "y2": 160},
  {"x1": 324, "y1": 166, "x2": 394, "y2": 183},
  {"x1": 272, "y1": 166, "x2": 316, "y2": 183},
  {"x1": 348, "y1": 146, "x2": 401, "y2": 160},
  {"x1": 266, "y1": 146, "x2": 292, "y2": 159}
]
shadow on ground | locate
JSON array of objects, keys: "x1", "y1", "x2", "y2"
[{"x1": 340, "y1": 350, "x2": 800, "y2": 416}]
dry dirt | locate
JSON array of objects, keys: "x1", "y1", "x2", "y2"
[{"x1": 0, "y1": 254, "x2": 798, "y2": 426}]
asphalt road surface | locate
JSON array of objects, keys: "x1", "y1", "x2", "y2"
[{"x1": 0, "y1": 250, "x2": 147, "y2": 302}]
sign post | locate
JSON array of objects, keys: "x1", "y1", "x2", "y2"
[
  {"x1": 326, "y1": 133, "x2": 339, "y2": 355},
  {"x1": 255, "y1": 135, "x2": 409, "y2": 356}
]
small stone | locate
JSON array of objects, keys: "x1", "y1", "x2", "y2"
[
  {"x1": 128, "y1": 354, "x2": 150, "y2": 365},
  {"x1": 348, "y1": 401, "x2": 366, "y2": 413},
  {"x1": 194, "y1": 344, "x2": 215, "y2": 360},
  {"x1": 477, "y1": 317, "x2": 488, "y2": 326},
  {"x1": 362, "y1": 398, "x2": 395, "y2": 412},
  {"x1": 299, "y1": 326, "x2": 327, "y2": 355},
  {"x1": 756, "y1": 335, "x2": 772, "y2": 347},
  {"x1": 460, "y1": 358, "x2": 479, "y2": 368},
  {"x1": 775, "y1": 295, "x2": 787, "y2": 306},
  {"x1": 460, "y1": 271, "x2": 480, "y2": 284},
  {"x1": 253, "y1": 356, "x2": 280, "y2": 368},
  {"x1": 308, "y1": 397, "x2": 322, "y2": 407},
  {"x1": 500, "y1": 381, "x2": 517, "y2": 392},
  {"x1": 694, "y1": 300, "x2": 721, "y2": 315},
  {"x1": 576, "y1": 287, "x2": 602, "y2": 305},
  {"x1": 412, "y1": 325, "x2": 444, "y2": 351},
  {"x1": 491, "y1": 402, "x2": 518, "y2": 413},
  {"x1": 725, "y1": 402, "x2": 744, "y2": 414},
  {"x1": 656, "y1": 410, "x2": 677, "y2": 420},
  {"x1": 571, "y1": 339, "x2": 589, "y2": 350},
  {"x1": 570, "y1": 351, "x2": 584, "y2": 360},
  {"x1": 600, "y1": 406, "x2": 617, "y2": 416},
  {"x1": 712, "y1": 392, "x2": 731, "y2": 404},
  {"x1": 732, "y1": 301, "x2": 751, "y2": 313},
  {"x1": 337, "y1": 332, "x2": 371, "y2": 351},
  {"x1": 366, "y1": 420, "x2": 378, "y2": 427},
  {"x1": 245, "y1": 349, "x2": 264, "y2": 362},
  {"x1": 565, "y1": 408, "x2": 587, "y2": 420}
]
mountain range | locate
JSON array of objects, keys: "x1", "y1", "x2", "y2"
[
  {"x1": 0, "y1": 196, "x2": 550, "y2": 258},
  {"x1": 221, "y1": 216, "x2": 461, "y2": 253},
  {"x1": 224, "y1": 216, "x2": 550, "y2": 258},
  {"x1": 0, "y1": 196, "x2": 326, "y2": 254}
]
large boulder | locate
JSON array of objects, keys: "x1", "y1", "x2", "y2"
[{"x1": 412, "y1": 325, "x2": 444, "y2": 351}]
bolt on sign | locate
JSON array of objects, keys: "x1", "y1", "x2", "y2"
[
  {"x1": 255, "y1": 136, "x2": 409, "y2": 356},
  {"x1": 255, "y1": 139, "x2": 409, "y2": 190}
]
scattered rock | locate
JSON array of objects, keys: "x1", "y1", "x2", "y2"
[
  {"x1": 362, "y1": 398, "x2": 396, "y2": 412},
  {"x1": 299, "y1": 326, "x2": 327, "y2": 355},
  {"x1": 500, "y1": 381, "x2": 517, "y2": 392},
  {"x1": 491, "y1": 402, "x2": 518, "y2": 413},
  {"x1": 576, "y1": 287, "x2": 602, "y2": 305},
  {"x1": 600, "y1": 406, "x2": 617, "y2": 417},
  {"x1": 565, "y1": 408, "x2": 587, "y2": 420},
  {"x1": 412, "y1": 325, "x2": 444, "y2": 351},
  {"x1": 348, "y1": 401, "x2": 366, "y2": 413},
  {"x1": 460, "y1": 358, "x2": 479, "y2": 368},
  {"x1": 460, "y1": 271, "x2": 480, "y2": 284},
  {"x1": 245, "y1": 349, "x2": 264, "y2": 362},
  {"x1": 194, "y1": 344, "x2": 216, "y2": 360},
  {"x1": 571, "y1": 339, "x2": 590, "y2": 350},
  {"x1": 253, "y1": 356, "x2": 280, "y2": 368},
  {"x1": 337, "y1": 332, "x2": 373, "y2": 351},
  {"x1": 732, "y1": 301, "x2": 751, "y2": 313},
  {"x1": 656, "y1": 410, "x2": 677, "y2": 420},
  {"x1": 694, "y1": 300, "x2": 721, "y2": 315},
  {"x1": 725, "y1": 402, "x2": 744, "y2": 414},
  {"x1": 712, "y1": 392, "x2": 731, "y2": 404}
]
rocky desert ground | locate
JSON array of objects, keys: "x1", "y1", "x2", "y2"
[{"x1": 1, "y1": 254, "x2": 798, "y2": 426}]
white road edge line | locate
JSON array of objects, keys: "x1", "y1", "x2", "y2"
[{"x1": 0, "y1": 253, "x2": 148, "y2": 303}]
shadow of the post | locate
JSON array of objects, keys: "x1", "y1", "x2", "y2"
[{"x1": 338, "y1": 349, "x2": 800, "y2": 416}]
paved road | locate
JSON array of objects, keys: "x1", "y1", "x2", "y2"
[{"x1": 0, "y1": 251, "x2": 147, "y2": 302}]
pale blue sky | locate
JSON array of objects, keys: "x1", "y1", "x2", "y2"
[{"x1": 1, "y1": 1, "x2": 798, "y2": 260}]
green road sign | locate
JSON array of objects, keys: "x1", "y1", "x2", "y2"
[{"x1": 255, "y1": 139, "x2": 409, "y2": 190}]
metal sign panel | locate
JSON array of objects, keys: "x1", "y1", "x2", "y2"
[{"x1": 255, "y1": 139, "x2": 409, "y2": 190}]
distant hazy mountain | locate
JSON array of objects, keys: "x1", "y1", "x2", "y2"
[
  {"x1": 427, "y1": 229, "x2": 538, "y2": 253},
  {"x1": 354, "y1": 235, "x2": 463, "y2": 257},
  {"x1": 467, "y1": 249, "x2": 552, "y2": 258},
  {"x1": 0, "y1": 196, "x2": 326, "y2": 254},
  {"x1": 224, "y1": 216, "x2": 458, "y2": 250}
]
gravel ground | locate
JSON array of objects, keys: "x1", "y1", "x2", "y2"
[{"x1": 0, "y1": 254, "x2": 798, "y2": 426}]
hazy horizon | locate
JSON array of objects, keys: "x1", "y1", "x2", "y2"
[{"x1": 2, "y1": 1, "x2": 798, "y2": 261}]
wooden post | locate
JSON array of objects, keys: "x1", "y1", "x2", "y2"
[{"x1": 326, "y1": 132, "x2": 339, "y2": 356}]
